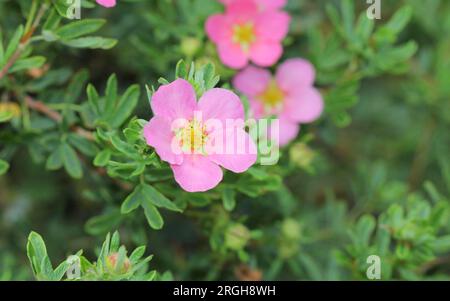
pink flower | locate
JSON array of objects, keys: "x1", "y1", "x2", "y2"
[
  {"x1": 219, "y1": 0, "x2": 287, "y2": 11},
  {"x1": 206, "y1": 0, "x2": 290, "y2": 69},
  {"x1": 96, "y1": 0, "x2": 116, "y2": 8},
  {"x1": 144, "y1": 79, "x2": 257, "y2": 192},
  {"x1": 233, "y1": 58, "x2": 324, "y2": 146}
]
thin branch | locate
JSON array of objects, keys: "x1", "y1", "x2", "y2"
[
  {"x1": 25, "y1": 96, "x2": 133, "y2": 191},
  {"x1": 25, "y1": 95, "x2": 95, "y2": 141},
  {"x1": 0, "y1": 3, "x2": 48, "y2": 80}
]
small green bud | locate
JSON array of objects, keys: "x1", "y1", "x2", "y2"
[
  {"x1": 289, "y1": 143, "x2": 315, "y2": 168},
  {"x1": 281, "y1": 218, "x2": 301, "y2": 241},
  {"x1": 225, "y1": 223, "x2": 251, "y2": 251},
  {"x1": 181, "y1": 37, "x2": 201, "y2": 57}
]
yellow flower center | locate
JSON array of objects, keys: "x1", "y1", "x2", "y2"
[
  {"x1": 232, "y1": 22, "x2": 256, "y2": 52},
  {"x1": 258, "y1": 81, "x2": 285, "y2": 114},
  {"x1": 175, "y1": 119, "x2": 209, "y2": 154}
]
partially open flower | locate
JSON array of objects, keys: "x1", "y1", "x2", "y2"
[
  {"x1": 233, "y1": 59, "x2": 324, "y2": 146},
  {"x1": 206, "y1": 0, "x2": 290, "y2": 69},
  {"x1": 144, "y1": 79, "x2": 257, "y2": 192},
  {"x1": 105, "y1": 253, "x2": 131, "y2": 274}
]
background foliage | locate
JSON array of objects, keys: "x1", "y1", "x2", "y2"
[{"x1": 0, "y1": 0, "x2": 449, "y2": 280}]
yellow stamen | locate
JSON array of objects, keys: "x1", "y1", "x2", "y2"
[
  {"x1": 232, "y1": 22, "x2": 256, "y2": 52},
  {"x1": 258, "y1": 81, "x2": 285, "y2": 114},
  {"x1": 175, "y1": 119, "x2": 209, "y2": 154}
]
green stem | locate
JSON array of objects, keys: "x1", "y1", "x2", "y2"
[{"x1": 24, "y1": 0, "x2": 39, "y2": 34}]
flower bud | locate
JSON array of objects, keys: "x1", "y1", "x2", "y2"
[
  {"x1": 225, "y1": 223, "x2": 251, "y2": 251},
  {"x1": 289, "y1": 142, "x2": 315, "y2": 168},
  {"x1": 281, "y1": 218, "x2": 301, "y2": 241},
  {"x1": 181, "y1": 37, "x2": 201, "y2": 57},
  {"x1": 105, "y1": 252, "x2": 131, "y2": 274}
]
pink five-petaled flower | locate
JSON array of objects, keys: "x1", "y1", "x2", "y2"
[
  {"x1": 143, "y1": 79, "x2": 257, "y2": 192},
  {"x1": 96, "y1": 0, "x2": 116, "y2": 8},
  {"x1": 219, "y1": 0, "x2": 287, "y2": 11},
  {"x1": 206, "y1": 0, "x2": 290, "y2": 69},
  {"x1": 233, "y1": 58, "x2": 324, "y2": 146}
]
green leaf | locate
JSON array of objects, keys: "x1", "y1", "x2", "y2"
[
  {"x1": 110, "y1": 84, "x2": 140, "y2": 128},
  {"x1": 0, "y1": 29, "x2": 4, "y2": 63},
  {"x1": 141, "y1": 184, "x2": 181, "y2": 212},
  {"x1": 52, "y1": 261, "x2": 70, "y2": 281},
  {"x1": 27, "y1": 231, "x2": 48, "y2": 276},
  {"x1": 121, "y1": 186, "x2": 142, "y2": 214},
  {"x1": 62, "y1": 37, "x2": 117, "y2": 49},
  {"x1": 9, "y1": 56, "x2": 46, "y2": 73},
  {"x1": 175, "y1": 60, "x2": 188, "y2": 78},
  {"x1": 68, "y1": 134, "x2": 98, "y2": 157},
  {"x1": 3, "y1": 25, "x2": 23, "y2": 64},
  {"x1": 432, "y1": 235, "x2": 450, "y2": 253},
  {"x1": 142, "y1": 201, "x2": 163, "y2": 230},
  {"x1": 56, "y1": 19, "x2": 106, "y2": 40},
  {"x1": 61, "y1": 143, "x2": 83, "y2": 179},
  {"x1": 129, "y1": 246, "x2": 146, "y2": 263},
  {"x1": 354, "y1": 215, "x2": 376, "y2": 247},
  {"x1": 0, "y1": 111, "x2": 13, "y2": 123},
  {"x1": 222, "y1": 187, "x2": 236, "y2": 211},
  {"x1": 46, "y1": 144, "x2": 64, "y2": 170},
  {"x1": 104, "y1": 74, "x2": 118, "y2": 119},
  {"x1": 87, "y1": 84, "x2": 100, "y2": 114},
  {"x1": 0, "y1": 159, "x2": 10, "y2": 176},
  {"x1": 65, "y1": 69, "x2": 89, "y2": 102},
  {"x1": 52, "y1": 0, "x2": 72, "y2": 19},
  {"x1": 110, "y1": 136, "x2": 138, "y2": 157},
  {"x1": 43, "y1": 8, "x2": 62, "y2": 31},
  {"x1": 85, "y1": 210, "x2": 123, "y2": 235},
  {"x1": 110, "y1": 231, "x2": 120, "y2": 253},
  {"x1": 384, "y1": 6, "x2": 413, "y2": 35},
  {"x1": 93, "y1": 149, "x2": 111, "y2": 167}
]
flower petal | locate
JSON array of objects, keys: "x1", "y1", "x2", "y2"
[
  {"x1": 254, "y1": 11, "x2": 290, "y2": 41},
  {"x1": 250, "y1": 41, "x2": 283, "y2": 67},
  {"x1": 233, "y1": 66, "x2": 271, "y2": 97},
  {"x1": 276, "y1": 58, "x2": 316, "y2": 90},
  {"x1": 278, "y1": 119, "x2": 300, "y2": 146},
  {"x1": 226, "y1": 0, "x2": 259, "y2": 17},
  {"x1": 283, "y1": 87, "x2": 324, "y2": 123},
  {"x1": 248, "y1": 97, "x2": 265, "y2": 119},
  {"x1": 151, "y1": 79, "x2": 197, "y2": 120},
  {"x1": 143, "y1": 116, "x2": 183, "y2": 165},
  {"x1": 208, "y1": 127, "x2": 257, "y2": 173},
  {"x1": 171, "y1": 156, "x2": 223, "y2": 192},
  {"x1": 96, "y1": 0, "x2": 116, "y2": 8},
  {"x1": 258, "y1": 0, "x2": 287, "y2": 10},
  {"x1": 217, "y1": 43, "x2": 249, "y2": 69},
  {"x1": 205, "y1": 15, "x2": 231, "y2": 44},
  {"x1": 198, "y1": 88, "x2": 245, "y2": 122}
]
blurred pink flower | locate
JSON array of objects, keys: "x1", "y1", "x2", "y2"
[
  {"x1": 219, "y1": 0, "x2": 287, "y2": 11},
  {"x1": 233, "y1": 59, "x2": 324, "y2": 146},
  {"x1": 144, "y1": 79, "x2": 257, "y2": 192},
  {"x1": 96, "y1": 0, "x2": 116, "y2": 8},
  {"x1": 206, "y1": 0, "x2": 290, "y2": 69}
]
